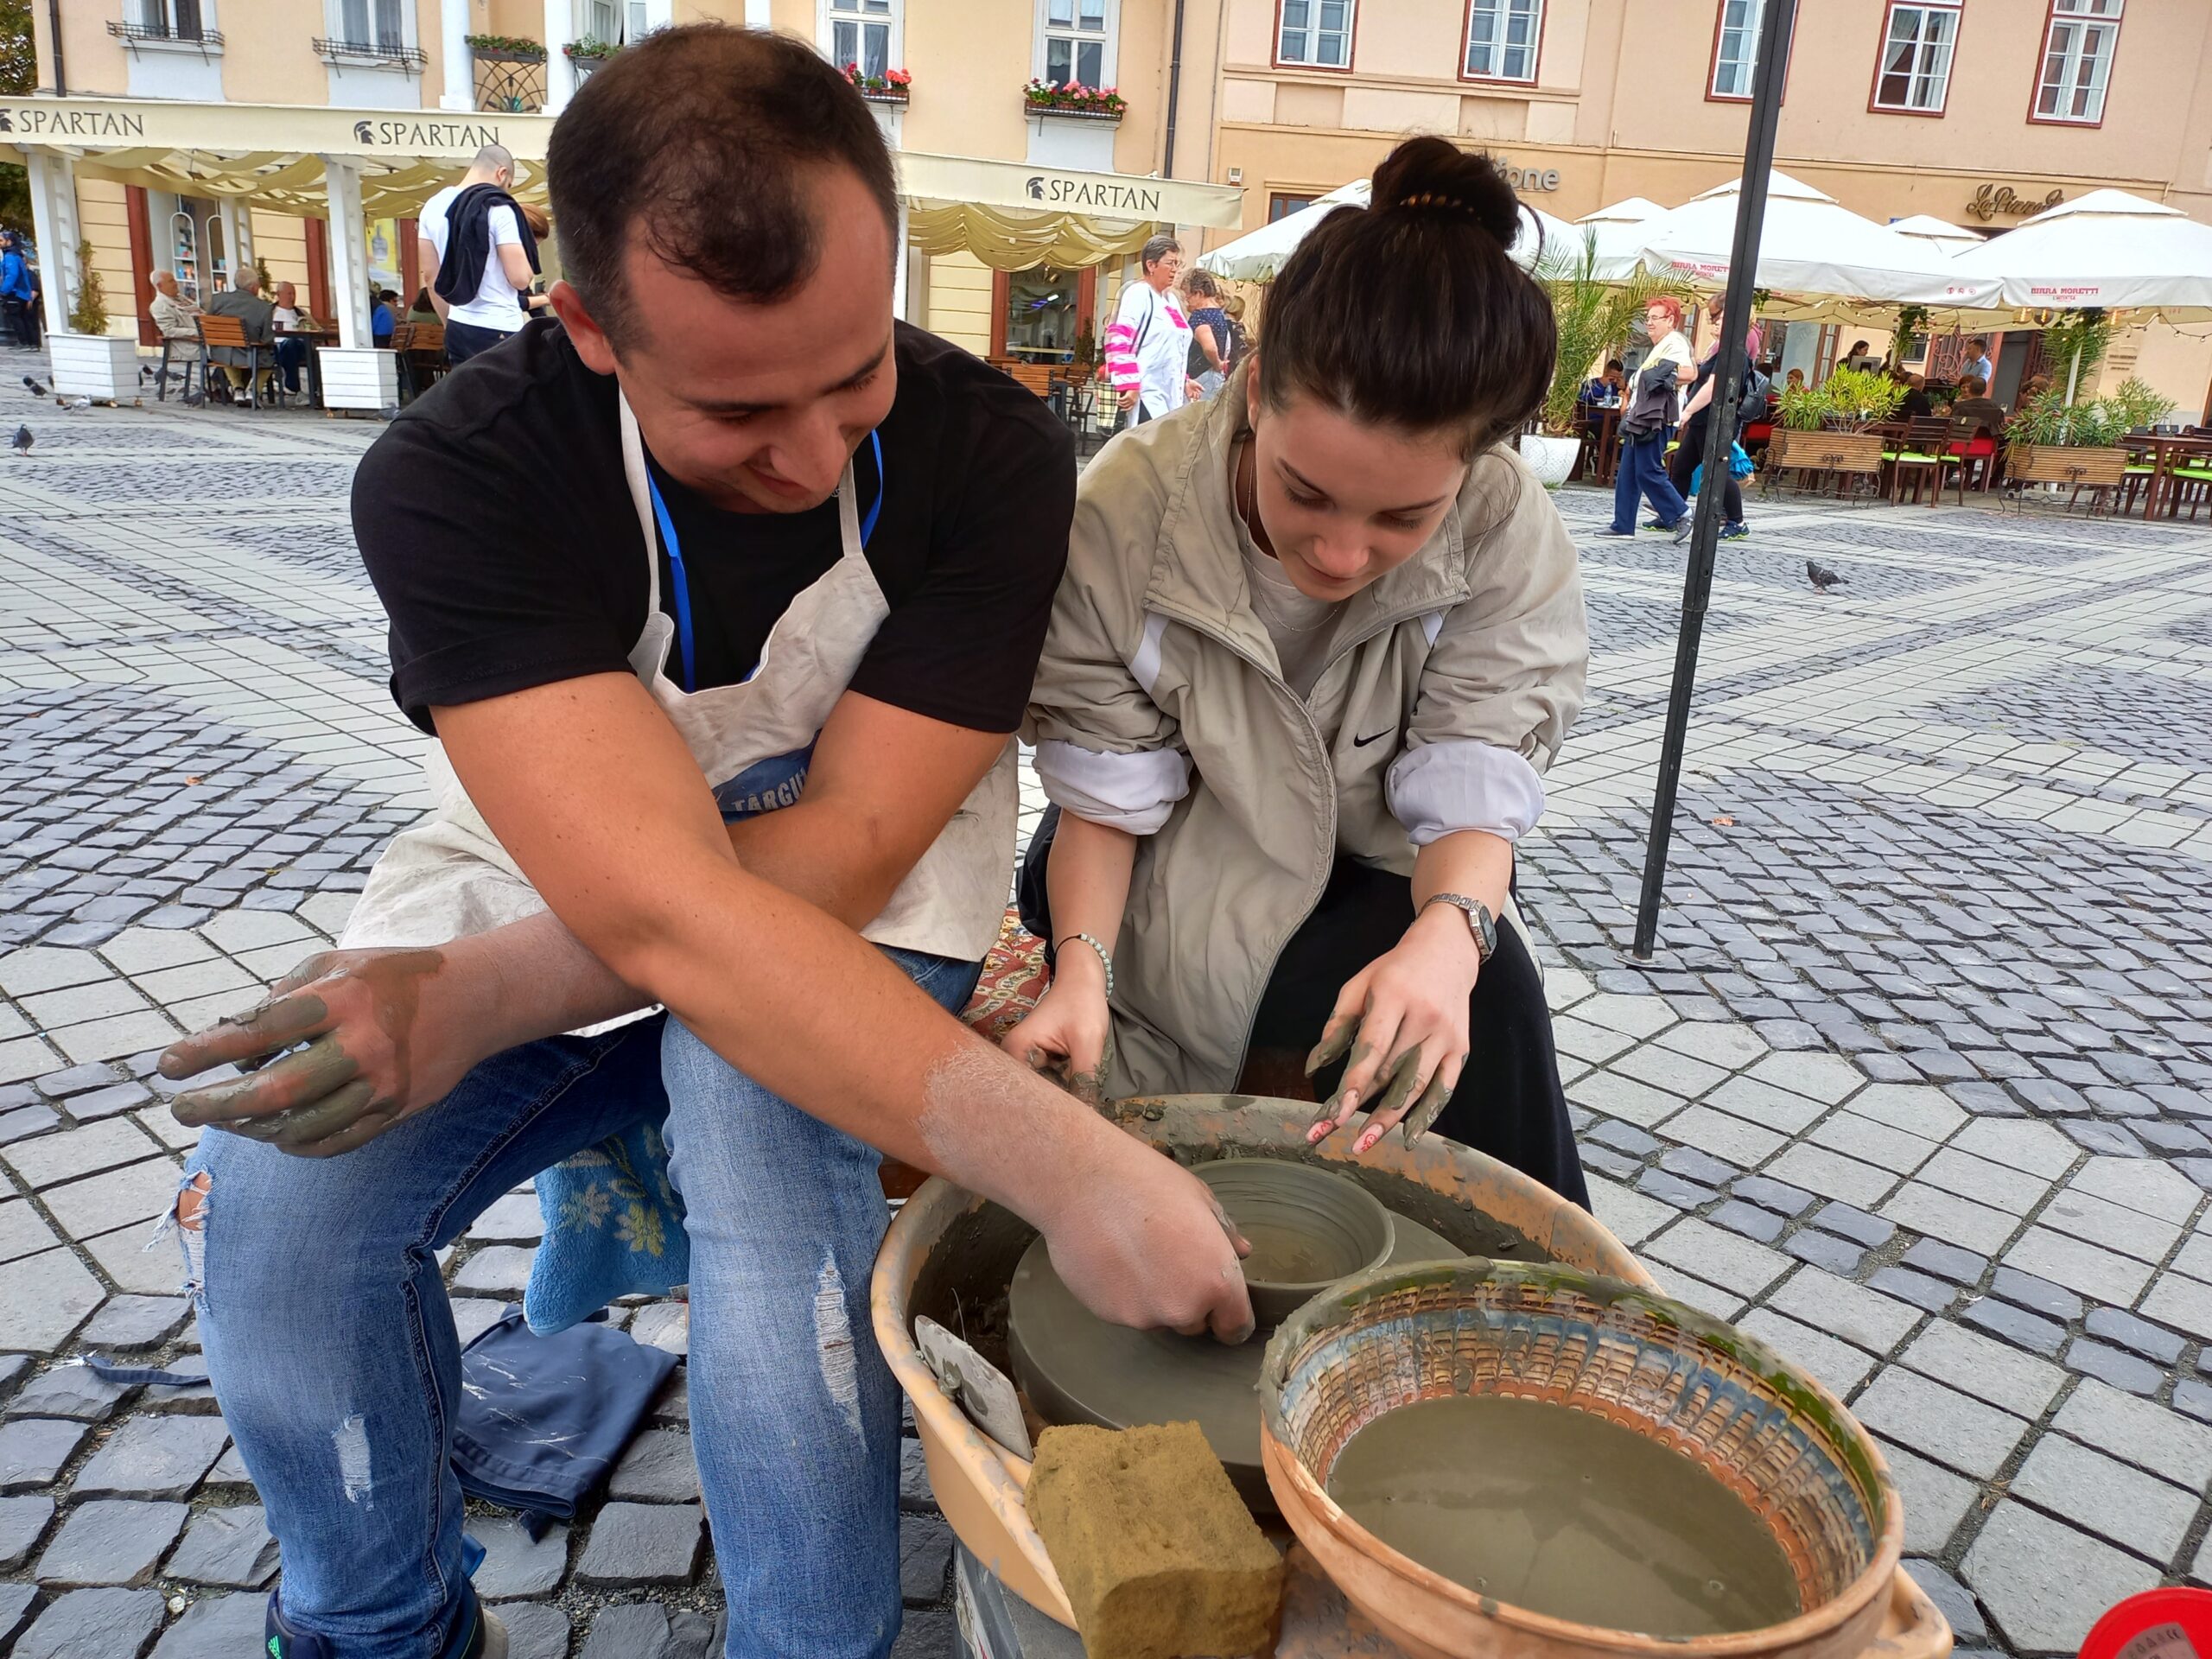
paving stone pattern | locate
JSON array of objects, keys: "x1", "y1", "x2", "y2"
[{"x1": 3, "y1": 397, "x2": 2212, "y2": 1651}]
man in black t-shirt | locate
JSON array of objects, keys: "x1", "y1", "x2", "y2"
[{"x1": 153, "y1": 27, "x2": 1252, "y2": 1659}]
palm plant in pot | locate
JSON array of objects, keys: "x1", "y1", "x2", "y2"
[
  {"x1": 1767, "y1": 366, "x2": 1903, "y2": 482},
  {"x1": 1523, "y1": 231, "x2": 1672, "y2": 488},
  {"x1": 51, "y1": 238, "x2": 140, "y2": 404},
  {"x1": 2005, "y1": 377, "x2": 2171, "y2": 492}
]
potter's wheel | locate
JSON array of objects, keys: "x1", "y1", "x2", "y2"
[{"x1": 1007, "y1": 1183, "x2": 1462, "y2": 1510}]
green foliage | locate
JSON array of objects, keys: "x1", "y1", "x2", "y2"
[
  {"x1": 2040, "y1": 308, "x2": 2111, "y2": 388},
  {"x1": 563, "y1": 35, "x2": 619, "y2": 60},
  {"x1": 255, "y1": 252, "x2": 275, "y2": 295},
  {"x1": 1072, "y1": 319, "x2": 1096, "y2": 372},
  {"x1": 0, "y1": 0, "x2": 32, "y2": 95},
  {"x1": 1814, "y1": 365, "x2": 1906, "y2": 430},
  {"x1": 1888, "y1": 304, "x2": 1929, "y2": 371},
  {"x1": 1531, "y1": 229, "x2": 1681, "y2": 435},
  {"x1": 464, "y1": 33, "x2": 545, "y2": 59},
  {"x1": 2008, "y1": 377, "x2": 2175, "y2": 449},
  {"x1": 1776, "y1": 366, "x2": 1906, "y2": 432},
  {"x1": 1775, "y1": 383, "x2": 1829, "y2": 431},
  {"x1": 66, "y1": 238, "x2": 106, "y2": 336}
]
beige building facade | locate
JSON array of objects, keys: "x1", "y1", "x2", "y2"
[{"x1": 22, "y1": 0, "x2": 2212, "y2": 410}]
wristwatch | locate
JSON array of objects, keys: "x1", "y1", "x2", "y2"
[{"x1": 1423, "y1": 893, "x2": 1497, "y2": 965}]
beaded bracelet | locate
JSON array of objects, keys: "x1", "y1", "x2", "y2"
[{"x1": 1056, "y1": 931, "x2": 1115, "y2": 1001}]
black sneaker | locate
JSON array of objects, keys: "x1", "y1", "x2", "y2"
[
  {"x1": 268, "y1": 1592, "x2": 506, "y2": 1659},
  {"x1": 1720, "y1": 521, "x2": 1750, "y2": 539}
]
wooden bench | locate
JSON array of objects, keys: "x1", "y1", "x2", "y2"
[{"x1": 194, "y1": 313, "x2": 279, "y2": 409}]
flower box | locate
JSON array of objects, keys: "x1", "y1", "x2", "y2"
[
  {"x1": 2005, "y1": 442, "x2": 2127, "y2": 487},
  {"x1": 848, "y1": 67, "x2": 911, "y2": 104},
  {"x1": 1769, "y1": 427, "x2": 1885, "y2": 475},
  {"x1": 1022, "y1": 79, "x2": 1125, "y2": 120},
  {"x1": 319, "y1": 346, "x2": 401, "y2": 414},
  {"x1": 50, "y1": 333, "x2": 142, "y2": 403}
]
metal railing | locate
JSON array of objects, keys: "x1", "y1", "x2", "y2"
[
  {"x1": 473, "y1": 51, "x2": 547, "y2": 112},
  {"x1": 107, "y1": 19, "x2": 225, "y2": 48},
  {"x1": 313, "y1": 36, "x2": 429, "y2": 67}
]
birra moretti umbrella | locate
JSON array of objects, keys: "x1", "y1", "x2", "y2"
[
  {"x1": 1633, "y1": 171, "x2": 1999, "y2": 306},
  {"x1": 1942, "y1": 188, "x2": 2212, "y2": 316}
]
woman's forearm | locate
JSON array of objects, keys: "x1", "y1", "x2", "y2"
[
  {"x1": 1197, "y1": 324, "x2": 1224, "y2": 372},
  {"x1": 1410, "y1": 830, "x2": 1512, "y2": 926},
  {"x1": 1046, "y1": 813, "x2": 1139, "y2": 987}
]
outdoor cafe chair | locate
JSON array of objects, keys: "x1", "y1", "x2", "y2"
[
  {"x1": 1885, "y1": 416, "x2": 1968, "y2": 507},
  {"x1": 194, "y1": 313, "x2": 279, "y2": 410},
  {"x1": 153, "y1": 334, "x2": 204, "y2": 405}
]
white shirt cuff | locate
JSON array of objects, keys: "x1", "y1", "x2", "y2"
[
  {"x1": 1386, "y1": 740, "x2": 1547, "y2": 846},
  {"x1": 1034, "y1": 740, "x2": 1192, "y2": 836}
]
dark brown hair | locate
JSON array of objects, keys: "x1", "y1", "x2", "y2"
[
  {"x1": 1255, "y1": 137, "x2": 1554, "y2": 457},
  {"x1": 548, "y1": 23, "x2": 898, "y2": 349}
]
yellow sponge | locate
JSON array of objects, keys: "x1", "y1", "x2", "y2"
[{"x1": 1027, "y1": 1421, "x2": 1283, "y2": 1659}]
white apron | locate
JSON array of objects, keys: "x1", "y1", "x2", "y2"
[{"x1": 344, "y1": 396, "x2": 1018, "y2": 966}]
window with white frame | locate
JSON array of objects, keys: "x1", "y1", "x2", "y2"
[
  {"x1": 1872, "y1": 2, "x2": 1959, "y2": 111},
  {"x1": 2035, "y1": 0, "x2": 2122, "y2": 124},
  {"x1": 1464, "y1": 0, "x2": 1541, "y2": 82},
  {"x1": 1710, "y1": 0, "x2": 1766, "y2": 98},
  {"x1": 1277, "y1": 0, "x2": 1352, "y2": 69},
  {"x1": 129, "y1": 0, "x2": 209, "y2": 38},
  {"x1": 827, "y1": 0, "x2": 896, "y2": 80},
  {"x1": 1041, "y1": 0, "x2": 1111, "y2": 89},
  {"x1": 328, "y1": 0, "x2": 404, "y2": 50}
]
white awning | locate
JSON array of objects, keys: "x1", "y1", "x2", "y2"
[
  {"x1": 1199, "y1": 177, "x2": 1575, "y2": 283},
  {"x1": 1943, "y1": 188, "x2": 2212, "y2": 316},
  {"x1": 0, "y1": 92, "x2": 1243, "y2": 242},
  {"x1": 1632, "y1": 171, "x2": 2001, "y2": 307}
]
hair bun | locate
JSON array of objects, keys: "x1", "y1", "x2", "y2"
[{"x1": 1370, "y1": 136, "x2": 1522, "y2": 252}]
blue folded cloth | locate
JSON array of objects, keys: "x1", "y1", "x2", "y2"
[{"x1": 525, "y1": 1117, "x2": 690, "y2": 1334}]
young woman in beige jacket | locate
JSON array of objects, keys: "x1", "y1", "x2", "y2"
[{"x1": 1005, "y1": 137, "x2": 1590, "y2": 1204}]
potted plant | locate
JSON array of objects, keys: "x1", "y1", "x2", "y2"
[
  {"x1": 847, "y1": 63, "x2": 910, "y2": 102},
  {"x1": 1023, "y1": 78, "x2": 1126, "y2": 118},
  {"x1": 464, "y1": 32, "x2": 545, "y2": 60},
  {"x1": 2005, "y1": 378, "x2": 2169, "y2": 491},
  {"x1": 1765, "y1": 365, "x2": 1899, "y2": 480},
  {"x1": 50, "y1": 238, "x2": 140, "y2": 403},
  {"x1": 1523, "y1": 231, "x2": 1675, "y2": 486},
  {"x1": 1071, "y1": 320, "x2": 1097, "y2": 378},
  {"x1": 564, "y1": 35, "x2": 617, "y2": 79}
]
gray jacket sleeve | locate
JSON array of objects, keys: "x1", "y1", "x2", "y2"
[
  {"x1": 1388, "y1": 456, "x2": 1588, "y2": 845},
  {"x1": 1025, "y1": 484, "x2": 1192, "y2": 835}
]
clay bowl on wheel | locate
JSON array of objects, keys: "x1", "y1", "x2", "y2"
[
  {"x1": 1197, "y1": 1158, "x2": 1395, "y2": 1325},
  {"x1": 1259, "y1": 1258, "x2": 1907, "y2": 1659}
]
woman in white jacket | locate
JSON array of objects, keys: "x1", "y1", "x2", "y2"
[{"x1": 1005, "y1": 137, "x2": 1589, "y2": 1203}]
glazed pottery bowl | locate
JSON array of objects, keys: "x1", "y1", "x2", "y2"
[
  {"x1": 1258, "y1": 1258, "x2": 1904, "y2": 1659},
  {"x1": 1196, "y1": 1158, "x2": 1395, "y2": 1326}
]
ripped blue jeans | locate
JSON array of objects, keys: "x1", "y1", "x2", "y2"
[{"x1": 181, "y1": 946, "x2": 979, "y2": 1659}]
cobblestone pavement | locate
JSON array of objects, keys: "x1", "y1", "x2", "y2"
[{"x1": 0, "y1": 395, "x2": 2209, "y2": 1655}]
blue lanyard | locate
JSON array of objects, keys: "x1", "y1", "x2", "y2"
[{"x1": 645, "y1": 429, "x2": 886, "y2": 695}]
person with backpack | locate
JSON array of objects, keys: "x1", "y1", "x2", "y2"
[
  {"x1": 1666, "y1": 295, "x2": 1762, "y2": 542},
  {"x1": 1103, "y1": 234, "x2": 1196, "y2": 426},
  {"x1": 1185, "y1": 268, "x2": 1231, "y2": 398}
]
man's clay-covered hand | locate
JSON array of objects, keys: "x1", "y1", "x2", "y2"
[{"x1": 157, "y1": 947, "x2": 474, "y2": 1158}]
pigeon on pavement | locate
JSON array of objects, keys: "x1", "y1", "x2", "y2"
[
  {"x1": 1806, "y1": 559, "x2": 1844, "y2": 594},
  {"x1": 20, "y1": 374, "x2": 46, "y2": 397},
  {"x1": 10, "y1": 424, "x2": 30, "y2": 455}
]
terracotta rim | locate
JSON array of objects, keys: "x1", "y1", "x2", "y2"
[{"x1": 1257, "y1": 1260, "x2": 1907, "y2": 1657}]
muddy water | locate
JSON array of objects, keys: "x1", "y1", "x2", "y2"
[
  {"x1": 1325, "y1": 1395, "x2": 1801, "y2": 1637},
  {"x1": 1237, "y1": 1219, "x2": 1340, "y2": 1284}
]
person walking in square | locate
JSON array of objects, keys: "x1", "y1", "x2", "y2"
[
  {"x1": 1606, "y1": 295, "x2": 1695, "y2": 536},
  {"x1": 1104, "y1": 233, "x2": 1194, "y2": 426},
  {"x1": 0, "y1": 232, "x2": 37, "y2": 350}
]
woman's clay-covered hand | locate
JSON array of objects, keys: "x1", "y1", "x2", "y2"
[
  {"x1": 156, "y1": 946, "x2": 486, "y2": 1158},
  {"x1": 1303, "y1": 911, "x2": 1477, "y2": 1154},
  {"x1": 1001, "y1": 965, "x2": 1115, "y2": 1108}
]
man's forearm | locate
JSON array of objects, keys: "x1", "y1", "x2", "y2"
[{"x1": 722, "y1": 800, "x2": 901, "y2": 930}]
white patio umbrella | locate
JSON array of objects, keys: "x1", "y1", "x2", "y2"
[
  {"x1": 1633, "y1": 171, "x2": 2000, "y2": 306},
  {"x1": 1198, "y1": 181, "x2": 1577, "y2": 281},
  {"x1": 1943, "y1": 188, "x2": 2212, "y2": 315},
  {"x1": 1574, "y1": 196, "x2": 1667, "y2": 277},
  {"x1": 1886, "y1": 214, "x2": 1985, "y2": 257}
]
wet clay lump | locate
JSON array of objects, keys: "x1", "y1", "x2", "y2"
[
  {"x1": 1325, "y1": 1395, "x2": 1801, "y2": 1637},
  {"x1": 1027, "y1": 1421, "x2": 1283, "y2": 1659}
]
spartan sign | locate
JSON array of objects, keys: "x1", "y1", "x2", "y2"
[
  {"x1": 1027, "y1": 176, "x2": 1046, "y2": 201},
  {"x1": 355, "y1": 121, "x2": 376, "y2": 143}
]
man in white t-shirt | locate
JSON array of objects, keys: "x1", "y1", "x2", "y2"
[{"x1": 418, "y1": 143, "x2": 536, "y2": 366}]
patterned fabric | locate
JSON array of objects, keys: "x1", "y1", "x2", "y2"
[
  {"x1": 960, "y1": 906, "x2": 1051, "y2": 1042},
  {"x1": 525, "y1": 1112, "x2": 690, "y2": 1334}
]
